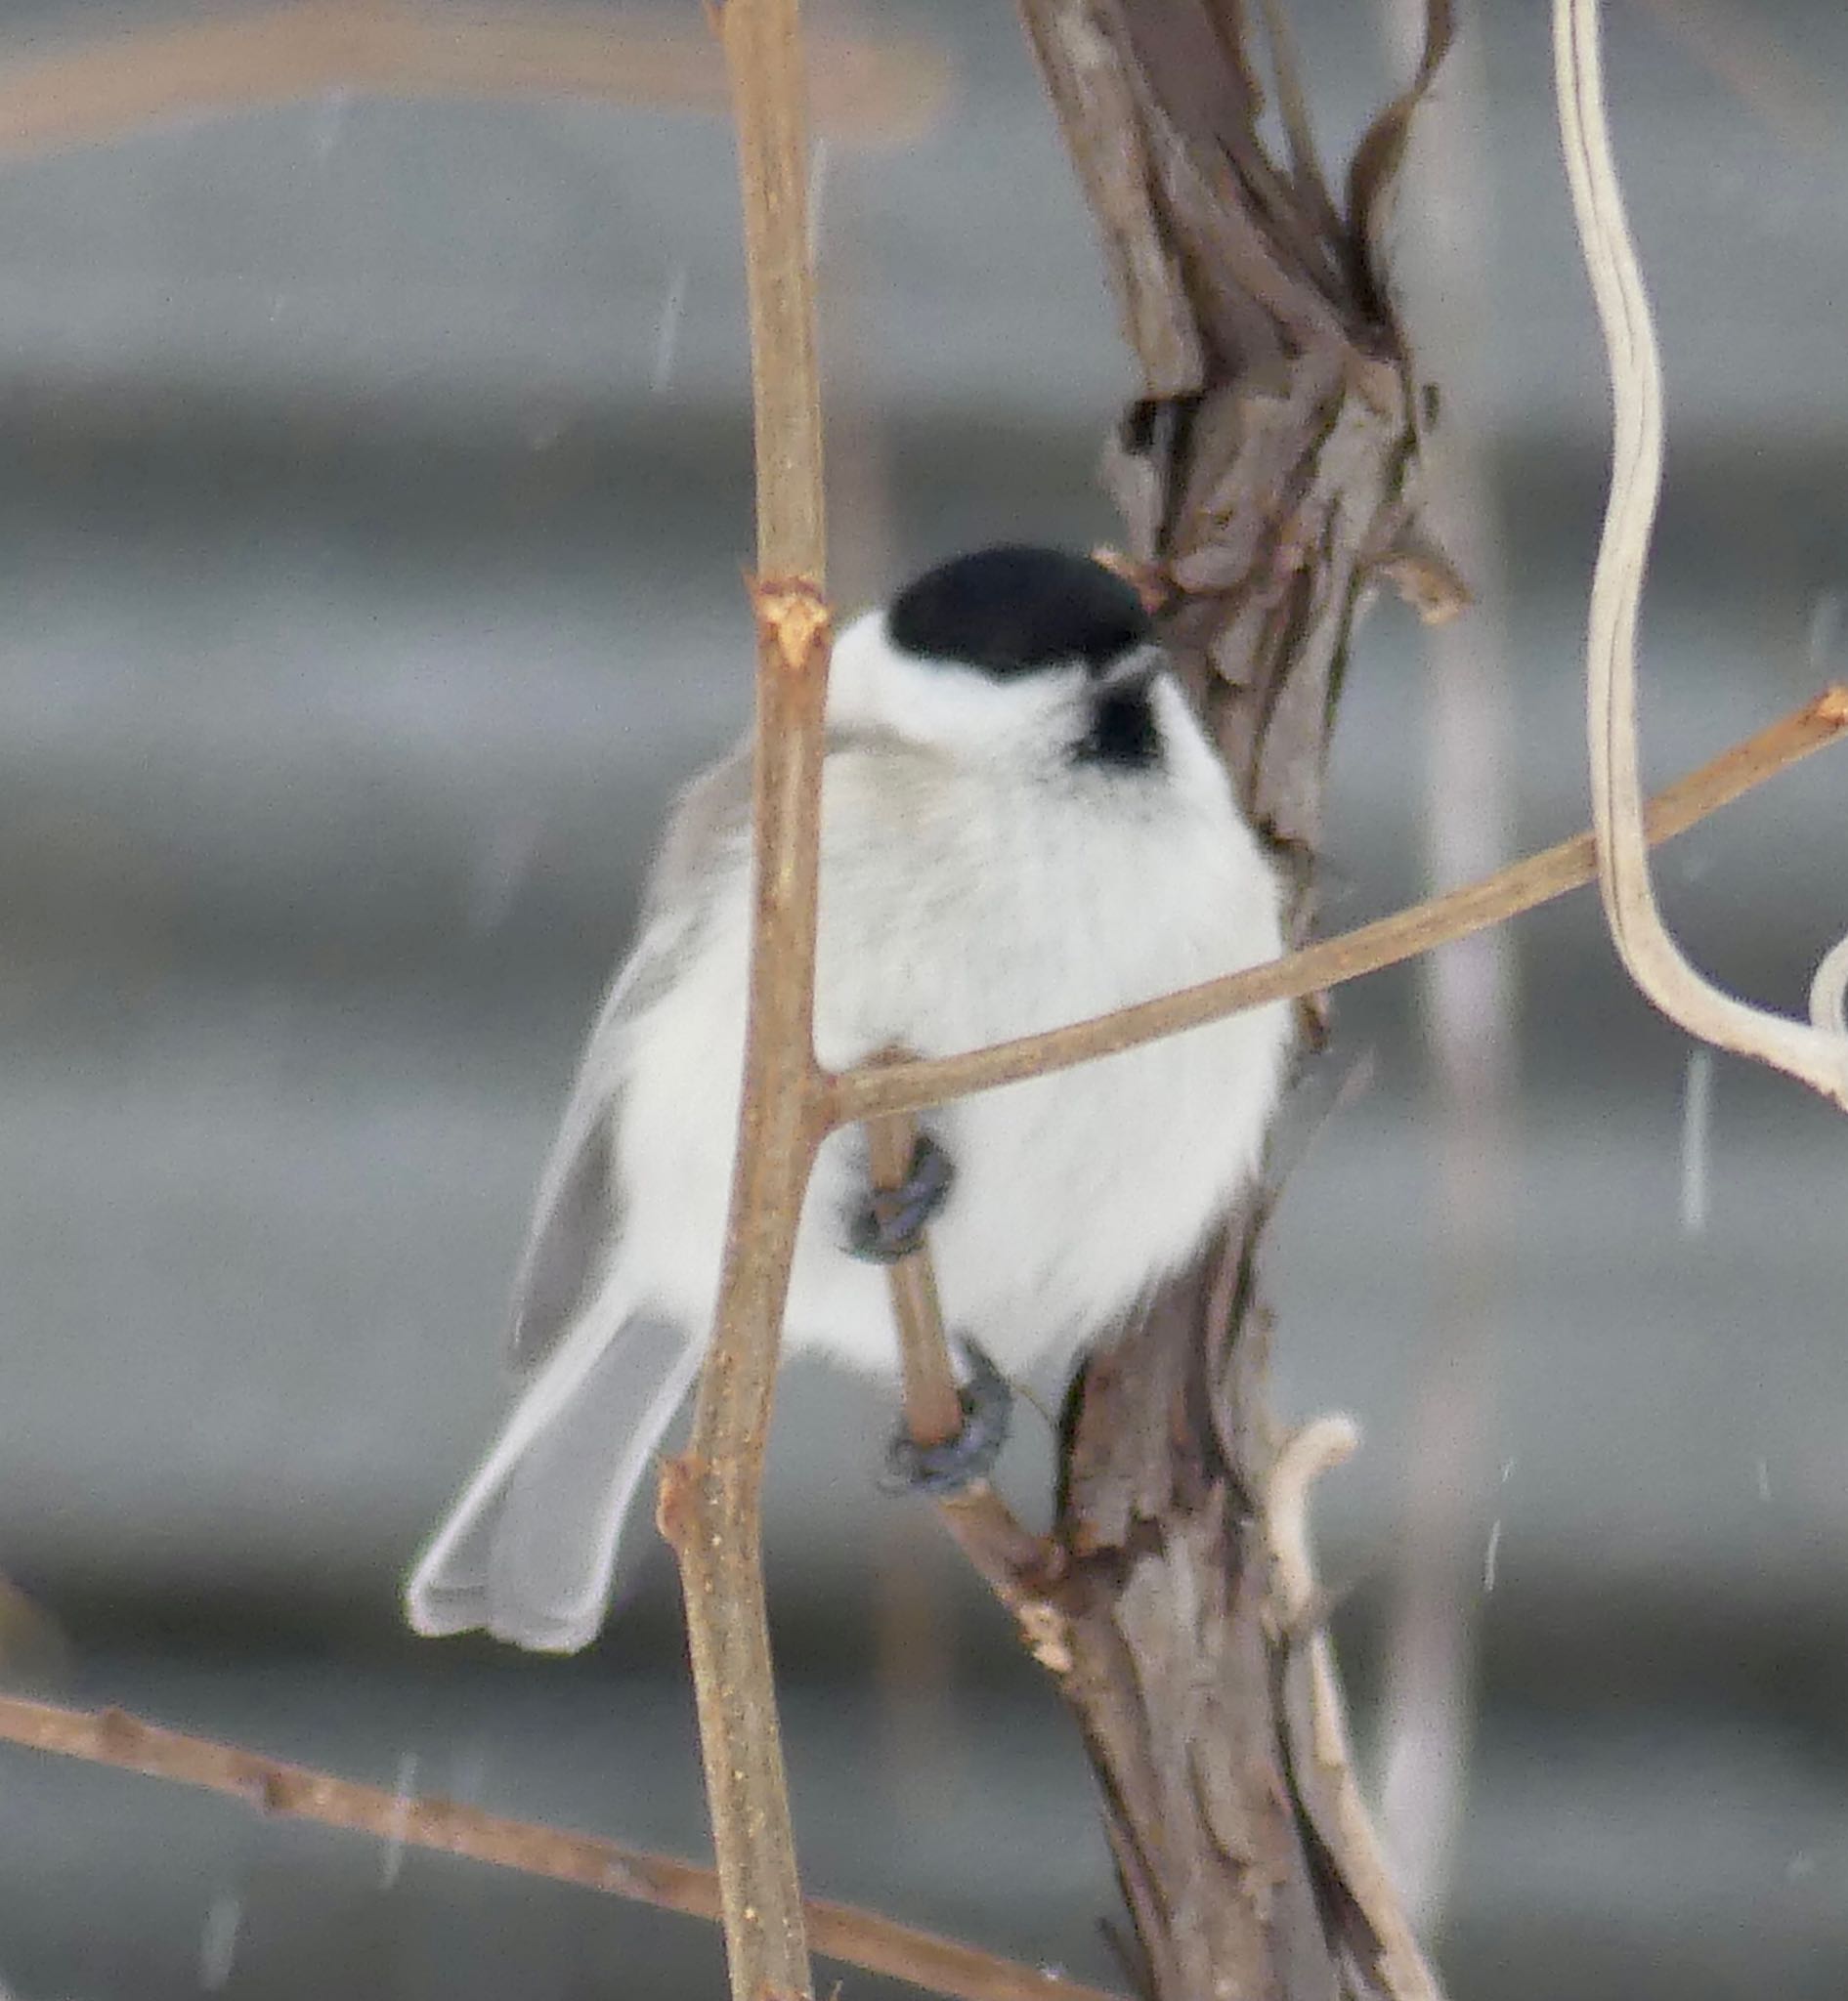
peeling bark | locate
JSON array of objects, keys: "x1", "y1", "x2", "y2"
[{"x1": 1015, "y1": 3, "x2": 1458, "y2": 1994}]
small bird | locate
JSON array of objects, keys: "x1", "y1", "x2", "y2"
[{"x1": 406, "y1": 545, "x2": 1293, "y2": 1651}]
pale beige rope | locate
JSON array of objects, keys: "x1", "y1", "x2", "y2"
[{"x1": 1553, "y1": 0, "x2": 1848, "y2": 1110}]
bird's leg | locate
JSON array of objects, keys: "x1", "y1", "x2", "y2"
[
  {"x1": 882, "y1": 1338, "x2": 1013, "y2": 1494},
  {"x1": 845, "y1": 1133, "x2": 1009, "y2": 1490},
  {"x1": 846, "y1": 1129, "x2": 955, "y2": 1263}
]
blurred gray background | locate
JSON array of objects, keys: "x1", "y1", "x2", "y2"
[{"x1": 0, "y1": 1, "x2": 1844, "y2": 1996}]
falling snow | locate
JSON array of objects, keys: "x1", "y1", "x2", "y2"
[
  {"x1": 1483, "y1": 1518, "x2": 1502, "y2": 1594},
  {"x1": 1807, "y1": 589, "x2": 1842, "y2": 675},
  {"x1": 449, "y1": 1737, "x2": 492, "y2": 1806},
  {"x1": 1679, "y1": 1047, "x2": 1713, "y2": 1237},
  {"x1": 198, "y1": 1894, "x2": 242, "y2": 1992},
  {"x1": 314, "y1": 88, "x2": 351, "y2": 165},
  {"x1": 465, "y1": 809, "x2": 543, "y2": 935},
  {"x1": 652, "y1": 264, "x2": 689, "y2": 397}
]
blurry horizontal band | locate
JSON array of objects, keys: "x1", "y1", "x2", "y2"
[{"x1": 0, "y1": 4, "x2": 953, "y2": 159}]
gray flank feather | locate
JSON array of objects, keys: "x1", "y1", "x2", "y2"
[
  {"x1": 506, "y1": 747, "x2": 754, "y2": 1373},
  {"x1": 508, "y1": 1108, "x2": 621, "y2": 1372}
]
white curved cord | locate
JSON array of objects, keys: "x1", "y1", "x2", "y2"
[
  {"x1": 1552, "y1": 0, "x2": 1848, "y2": 1111},
  {"x1": 1267, "y1": 1419, "x2": 1446, "y2": 2001},
  {"x1": 1810, "y1": 933, "x2": 1848, "y2": 1041}
]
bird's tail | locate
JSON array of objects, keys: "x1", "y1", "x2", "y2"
[{"x1": 405, "y1": 1295, "x2": 703, "y2": 1653}]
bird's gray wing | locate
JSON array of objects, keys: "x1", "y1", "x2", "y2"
[
  {"x1": 506, "y1": 1104, "x2": 622, "y2": 1375},
  {"x1": 505, "y1": 745, "x2": 754, "y2": 1373},
  {"x1": 405, "y1": 748, "x2": 764, "y2": 1649}
]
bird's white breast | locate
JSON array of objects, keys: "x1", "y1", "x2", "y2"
[{"x1": 612, "y1": 703, "x2": 1291, "y2": 1384}]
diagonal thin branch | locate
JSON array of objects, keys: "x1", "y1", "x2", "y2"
[
  {"x1": 828, "y1": 687, "x2": 1848, "y2": 1126},
  {"x1": 0, "y1": 1693, "x2": 1124, "y2": 2001}
]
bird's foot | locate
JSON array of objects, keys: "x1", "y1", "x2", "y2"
[
  {"x1": 882, "y1": 1340, "x2": 1013, "y2": 1496},
  {"x1": 846, "y1": 1130, "x2": 955, "y2": 1264}
]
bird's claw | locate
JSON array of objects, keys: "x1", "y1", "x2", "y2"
[
  {"x1": 847, "y1": 1130, "x2": 955, "y2": 1264},
  {"x1": 882, "y1": 1340, "x2": 1013, "y2": 1496}
]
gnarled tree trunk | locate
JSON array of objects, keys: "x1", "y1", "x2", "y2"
[{"x1": 1016, "y1": 4, "x2": 1459, "y2": 1994}]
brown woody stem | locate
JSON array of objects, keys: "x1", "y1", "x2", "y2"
[
  {"x1": 654, "y1": 0, "x2": 833, "y2": 1996},
  {"x1": 658, "y1": 582, "x2": 830, "y2": 2001},
  {"x1": 0, "y1": 1692, "x2": 1124, "y2": 2001}
]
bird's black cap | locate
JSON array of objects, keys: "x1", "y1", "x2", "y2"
[{"x1": 887, "y1": 545, "x2": 1151, "y2": 678}]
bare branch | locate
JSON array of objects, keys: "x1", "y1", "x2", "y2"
[
  {"x1": 658, "y1": 582, "x2": 830, "y2": 2001},
  {"x1": 828, "y1": 687, "x2": 1848, "y2": 1125},
  {"x1": 652, "y1": 2, "x2": 833, "y2": 1996},
  {"x1": 0, "y1": 1693, "x2": 1125, "y2": 2001}
]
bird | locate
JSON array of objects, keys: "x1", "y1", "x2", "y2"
[{"x1": 406, "y1": 544, "x2": 1293, "y2": 1651}]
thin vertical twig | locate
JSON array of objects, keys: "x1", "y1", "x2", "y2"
[
  {"x1": 657, "y1": 575, "x2": 830, "y2": 2001},
  {"x1": 654, "y1": 0, "x2": 831, "y2": 1995}
]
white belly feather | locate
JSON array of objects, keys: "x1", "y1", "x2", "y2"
[{"x1": 613, "y1": 734, "x2": 1291, "y2": 1381}]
